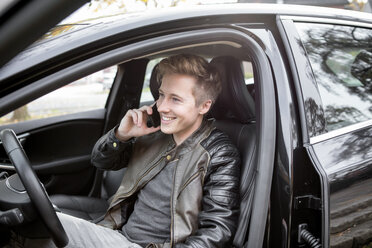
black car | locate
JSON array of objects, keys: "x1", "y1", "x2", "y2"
[{"x1": 0, "y1": 3, "x2": 372, "y2": 248}]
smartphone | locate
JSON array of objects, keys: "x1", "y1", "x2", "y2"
[{"x1": 147, "y1": 104, "x2": 161, "y2": 127}]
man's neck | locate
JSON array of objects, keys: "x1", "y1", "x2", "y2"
[{"x1": 173, "y1": 117, "x2": 204, "y2": 146}]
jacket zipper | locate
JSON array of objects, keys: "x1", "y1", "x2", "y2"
[
  {"x1": 125, "y1": 145, "x2": 177, "y2": 199},
  {"x1": 177, "y1": 167, "x2": 205, "y2": 199},
  {"x1": 117, "y1": 155, "x2": 165, "y2": 200},
  {"x1": 109, "y1": 155, "x2": 167, "y2": 227},
  {"x1": 170, "y1": 161, "x2": 177, "y2": 247}
]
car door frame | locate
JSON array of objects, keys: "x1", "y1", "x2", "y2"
[
  {"x1": 279, "y1": 14, "x2": 372, "y2": 247},
  {"x1": 0, "y1": 25, "x2": 276, "y2": 247}
]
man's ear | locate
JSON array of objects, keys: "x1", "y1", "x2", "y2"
[{"x1": 199, "y1": 99, "x2": 212, "y2": 115}]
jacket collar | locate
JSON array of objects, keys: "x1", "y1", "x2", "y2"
[{"x1": 165, "y1": 118, "x2": 215, "y2": 158}]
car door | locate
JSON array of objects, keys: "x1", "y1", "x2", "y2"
[
  {"x1": 0, "y1": 66, "x2": 119, "y2": 196},
  {"x1": 2, "y1": 20, "x2": 278, "y2": 248},
  {"x1": 282, "y1": 16, "x2": 372, "y2": 248}
]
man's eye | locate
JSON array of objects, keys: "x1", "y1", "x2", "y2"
[
  {"x1": 172, "y1": 97, "x2": 180, "y2": 102},
  {"x1": 159, "y1": 93, "x2": 164, "y2": 98}
]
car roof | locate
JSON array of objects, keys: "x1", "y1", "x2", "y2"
[
  {"x1": 1, "y1": 3, "x2": 371, "y2": 82},
  {"x1": 0, "y1": 0, "x2": 86, "y2": 68}
]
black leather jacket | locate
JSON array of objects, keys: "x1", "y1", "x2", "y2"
[{"x1": 91, "y1": 119, "x2": 241, "y2": 248}]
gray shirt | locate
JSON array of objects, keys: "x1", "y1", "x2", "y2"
[{"x1": 122, "y1": 161, "x2": 176, "y2": 247}]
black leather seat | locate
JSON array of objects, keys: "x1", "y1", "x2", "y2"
[
  {"x1": 51, "y1": 56, "x2": 257, "y2": 247},
  {"x1": 50, "y1": 194, "x2": 109, "y2": 220},
  {"x1": 208, "y1": 56, "x2": 257, "y2": 247},
  {"x1": 50, "y1": 167, "x2": 126, "y2": 221}
]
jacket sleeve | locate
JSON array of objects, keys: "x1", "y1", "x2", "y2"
[
  {"x1": 175, "y1": 138, "x2": 241, "y2": 248},
  {"x1": 91, "y1": 126, "x2": 134, "y2": 170}
]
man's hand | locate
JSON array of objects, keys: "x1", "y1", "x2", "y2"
[{"x1": 115, "y1": 105, "x2": 160, "y2": 141}]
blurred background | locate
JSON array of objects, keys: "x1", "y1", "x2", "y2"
[{"x1": 63, "y1": 0, "x2": 371, "y2": 24}]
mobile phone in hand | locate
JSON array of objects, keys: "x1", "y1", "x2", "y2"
[{"x1": 147, "y1": 104, "x2": 160, "y2": 127}]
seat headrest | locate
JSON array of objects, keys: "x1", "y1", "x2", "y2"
[
  {"x1": 149, "y1": 64, "x2": 160, "y2": 100},
  {"x1": 208, "y1": 56, "x2": 255, "y2": 123}
]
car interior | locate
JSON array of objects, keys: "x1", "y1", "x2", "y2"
[{"x1": 0, "y1": 41, "x2": 261, "y2": 247}]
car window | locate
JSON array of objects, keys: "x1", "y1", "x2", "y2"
[
  {"x1": 0, "y1": 66, "x2": 117, "y2": 125},
  {"x1": 140, "y1": 58, "x2": 164, "y2": 104},
  {"x1": 243, "y1": 60, "x2": 255, "y2": 99},
  {"x1": 295, "y1": 23, "x2": 372, "y2": 132},
  {"x1": 242, "y1": 61, "x2": 254, "y2": 85}
]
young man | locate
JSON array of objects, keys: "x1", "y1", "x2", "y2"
[
  {"x1": 8, "y1": 54, "x2": 240, "y2": 248},
  {"x1": 91, "y1": 54, "x2": 241, "y2": 247}
]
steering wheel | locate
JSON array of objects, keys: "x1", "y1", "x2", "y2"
[{"x1": 0, "y1": 129, "x2": 68, "y2": 247}]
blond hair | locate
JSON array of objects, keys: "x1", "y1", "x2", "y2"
[{"x1": 157, "y1": 54, "x2": 221, "y2": 105}]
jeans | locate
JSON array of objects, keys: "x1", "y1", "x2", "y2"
[{"x1": 7, "y1": 213, "x2": 142, "y2": 248}]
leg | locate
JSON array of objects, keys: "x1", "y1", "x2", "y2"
[{"x1": 8, "y1": 213, "x2": 142, "y2": 248}]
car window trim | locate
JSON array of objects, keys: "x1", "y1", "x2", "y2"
[
  {"x1": 310, "y1": 119, "x2": 372, "y2": 144},
  {"x1": 277, "y1": 17, "x2": 310, "y2": 144},
  {"x1": 280, "y1": 15, "x2": 372, "y2": 29}
]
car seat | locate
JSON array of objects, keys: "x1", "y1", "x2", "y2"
[{"x1": 208, "y1": 56, "x2": 257, "y2": 247}]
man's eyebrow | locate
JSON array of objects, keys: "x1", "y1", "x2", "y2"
[
  {"x1": 170, "y1": 93, "x2": 183, "y2": 100},
  {"x1": 158, "y1": 89, "x2": 184, "y2": 100}
]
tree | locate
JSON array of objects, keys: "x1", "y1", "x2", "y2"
[{"x1": 11, "y1": 106, "x2": 30, "y2": 122}]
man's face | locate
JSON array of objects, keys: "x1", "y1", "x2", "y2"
[{"x1": 157, "y1": 73, "x2": 211, "y2": 145}]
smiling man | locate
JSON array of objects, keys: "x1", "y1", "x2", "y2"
[
  {"x1": 8, "y1": 54, "x2": 240, "y2": 248},
  {"x1": 92, "y1": 54, "x2": 241, "y2": 248}
]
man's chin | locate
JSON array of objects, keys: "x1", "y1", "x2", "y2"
[{"x1": 160, "y1": 125, "x2": 173, "y2": 134}]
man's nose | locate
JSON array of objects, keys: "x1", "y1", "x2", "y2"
[{"x1": 157, "y1": 98, "x2": 169, "y2": 112}]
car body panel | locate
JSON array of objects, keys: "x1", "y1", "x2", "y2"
[
  {"x1": 312, "y1": 127, "x2": 372, "y2": 247},
  {"x1": 282, "y1": 16, "x2": 372, "y2": 248},
  {"x1": 240, "y1": 23, "x2": 297, "y2": 247}
]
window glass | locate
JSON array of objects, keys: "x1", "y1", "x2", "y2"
[
  {"x1": 140, "y1": 58, "x2": 164, "y2": 104},
  {"x1": 242, "y1": 61, "x2": 254, "y2": 85},
  {"x1": 0, "y1": 66, "x2": 117, "y2": 125},
  {"x1": 242, "y1": 61, "x2": 255, "y2": 99},
  {"x1": 296, "y1": 23, "x2": 372, "y2": 131}
]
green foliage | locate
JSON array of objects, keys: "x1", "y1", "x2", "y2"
[
  {"x1": 362, "y1": 241, "x2": 372, "y2": 248},
  {"x1": 244, "y1": 71, "x2": 253, "y2": 79}
]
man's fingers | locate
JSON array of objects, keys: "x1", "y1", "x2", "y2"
[
  {"x1": 133, "y1": 109, "x2": 143, "y2": 127},
  {"x1": 119, "y1": 108, "x2": 160, "y2": 138},
  {"x1": 125, "y1": 106, "x2": 154, "y2": 130},
  {"x1": 139, "y1": 105, "x2": 153, "y2": 115},
  {"x1": 128, "y1": 110, "x2": 138, "y2": 125},
  {"x1": 146, "y1": 126, "x2": 161, "y2": 134}
]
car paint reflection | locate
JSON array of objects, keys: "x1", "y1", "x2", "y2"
[{"x1": 312, "y1": 127, "x2": 372, "y2": 247}]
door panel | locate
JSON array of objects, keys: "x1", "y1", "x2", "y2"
[
  {"x1": 283, "y1": 18, "x2": 372, "y2": 247},
  {"x1": 312, "y1": 127, "x2": 372, "y2": 248},
  {"x1": 0, "y1": 109, "x2": 105, "y2": 196}
]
